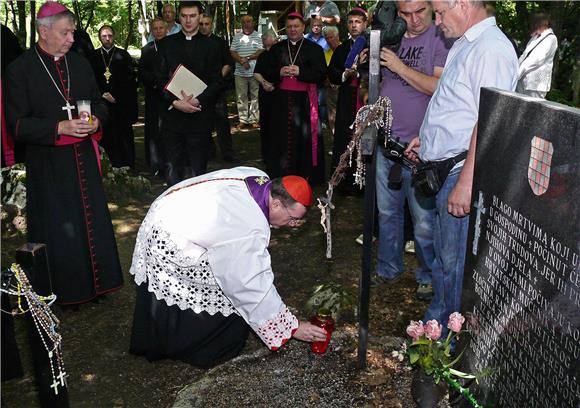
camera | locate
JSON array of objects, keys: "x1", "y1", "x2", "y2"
[
  {"x1": 371, "y1": 1, "x2": 407, "y2": 51},
  {"x1": 384, "y1": 136, "x2": 407, "y2": 160}
]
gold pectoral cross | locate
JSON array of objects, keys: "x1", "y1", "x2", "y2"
[{"x1": 104, "y1": 67, "x2": 112, "y2": 83}]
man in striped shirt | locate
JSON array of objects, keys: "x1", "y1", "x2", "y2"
[{"x1": 230, "y1": 15, "x2": 263, "y2": 129}]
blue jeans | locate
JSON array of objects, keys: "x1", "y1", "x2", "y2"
[
  {"x1": 424, "y1": 168, "x2": 470, "y2": 327},
  {"x1": 375, "y1": 150, "x2": 436, "y2": 284}
]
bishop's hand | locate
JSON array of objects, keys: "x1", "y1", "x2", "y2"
[
  {"x1": 58, "y1": 119, "x2": 94, "y2": 138},
  {"x1": 293, "y1": 321, "x2": 328, "y2": 343}
]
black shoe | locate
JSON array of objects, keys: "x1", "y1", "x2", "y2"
[
  {"x1": 416, "y1": 283, "x2": 434, "y2": 301},
  {"x1": 370, "y1": 274, "x2": 402, "y2": 287}
]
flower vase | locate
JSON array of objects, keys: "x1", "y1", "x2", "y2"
[{"x1": 411, "y1": 369, "x2": 447, "y2": 408}]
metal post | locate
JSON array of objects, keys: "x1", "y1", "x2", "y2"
[
  {"x1": 357, "y1": 30, "x2": 381, "y2": 369},
  {"x1": 16, "y1": 243, "x2": 70, "y2": 408}
]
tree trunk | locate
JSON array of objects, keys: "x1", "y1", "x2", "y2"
[
  {"x1": 7, "y1": 1, "x2": 18, "y2": 40},
  {"x1": 138, "y1": 0, "x2": 149, "y2": 46},
  {"x1": 545, "y1": 1, "x2": 565, "y2": 92},
  {"x1": 514, "y1": 1, "x2": 530, "y2": 45},
  {"x1": 225, "y1": 0, "x2": 231, "y2": 44},
  {"x1": 16, "y1": 0, "x2": 27, "y2": 48},
  {"x1": 125, "y1": 0, "x2": 135, "y2": 50},
  {"x1": 572, "y1": 47, "x2": 580, "y2": 105},
  {"x1": 156, "y1": 1, "x2": 163, "y2": 16},
  {"x1": 71, "y1": 0, "x2": 83, "y2": 28},
  {"x1": 29, "y1": 1, "x2": 36, "y2": 47},
  {"x1": 84, "y1": 2, "x2": 96, "y2": 32}
]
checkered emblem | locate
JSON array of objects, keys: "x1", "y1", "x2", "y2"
[{"x1": 527, "y1": 136, "x2": 553, "y2": 196}]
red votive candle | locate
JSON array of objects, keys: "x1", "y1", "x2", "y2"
[{"x1": 310, "y1": 311, "x2": 335, "y2": 354}]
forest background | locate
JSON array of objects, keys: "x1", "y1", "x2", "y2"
[{"x1": 2, "y1": 0, "x2": 579, "y2": 106}]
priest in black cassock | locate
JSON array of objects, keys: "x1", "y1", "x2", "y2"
[
  {"x1": 91, "y1": 25, "x2": 138, "y2": 168},
  {"x1": 4, "y1": 2, "x2": 123, "y2": 305},
  {"x1": 154, "y1": 1, "x2": 223, "y2": 186},
  {"x1": 328, "y1": 8, "x2": 368, "y2": 194},
  {"x1": 1, "y1": 24, "x2": 23, "y2": 167},
  {"x1": 259, "y1": 12, "x2": 327, "y2": 186},
  {"x1": 253, "y1": 30, "x2": 278, "y2": 167},
  {"x1": 139, "y1": 17, "x2": 168, "y2": 175}
]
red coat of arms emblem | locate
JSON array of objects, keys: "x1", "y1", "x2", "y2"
[{"x1": 527, "y1": 136, "x2": 553, "y2": 196}]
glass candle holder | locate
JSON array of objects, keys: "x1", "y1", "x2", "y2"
[
  {"x1": 310, "y1": 310, "x2": 335, "y2": 354},
  {"x1": 77, "y1": 100, "x2": 92, "y2": 124}
]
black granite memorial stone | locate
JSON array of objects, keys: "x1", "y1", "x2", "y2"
[{"x1": 460, "y1": 89, "x2": 579, "y2": 408}]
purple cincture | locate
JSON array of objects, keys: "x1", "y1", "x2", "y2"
[{"x1": 245, "y1": 176, "x2": 271, "y2": 221}]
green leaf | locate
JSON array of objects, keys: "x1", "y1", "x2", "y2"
[{"x1": 409, "y1": 351, "x2": 420, "y2": 364}]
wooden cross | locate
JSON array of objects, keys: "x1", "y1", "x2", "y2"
[
  {"x1": 62, "y1": 101, "x2": 76, "y2": 120},
  {"x1": 357, "y1": 29, "x2": 381, "y2": 370},
  {"x1": 50, "y1": 379, "x2": 60, "y2": 395}
]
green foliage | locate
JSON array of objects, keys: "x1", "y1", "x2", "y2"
[
  {"x1": 305, "y1": 282, "x2": 355, "y2": 322},
  {"x1": 546, "y1": 89, "x2": 577, "y2": 107}
]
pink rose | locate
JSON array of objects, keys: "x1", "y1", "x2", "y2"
[
  {"x1": 447, "y1": 312, "x2": 465, "y2": 333},
  {"x1": 406, "y1": 320, "x2": 425, "y2": 341},
  {"x1": 424, "y1": 320, "x2": 442, "y2": 341}
]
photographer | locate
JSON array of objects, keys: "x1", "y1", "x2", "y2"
[{"x1": 374, "y1": 1, "x2": 451, "y2": 302}]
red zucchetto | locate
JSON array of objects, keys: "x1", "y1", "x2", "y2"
[{"x1": 282, "y1": 175, "x2": 312, "y2": 207}]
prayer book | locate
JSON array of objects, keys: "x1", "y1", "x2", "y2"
[{"x1": 164, "y1": 64, "x2": 207, "y2": 99}]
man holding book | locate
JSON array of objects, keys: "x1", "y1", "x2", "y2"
[{"x1": 155, "y1": 1, "x2": 223, "y2": 186}]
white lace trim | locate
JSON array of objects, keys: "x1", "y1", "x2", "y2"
[
  {"x1": 252, "y1": 306, "x2": 299, "y2": 350},
  {"x1": 130, "y1": 226, "x2": 238, "y2": 317}
]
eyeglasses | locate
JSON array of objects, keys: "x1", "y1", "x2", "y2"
[
  {"x1": 434, "y1": 1, "x2": 457, "y2": 18},
  {"x1": 281, "y1": 203, "x2": 301, "y2": 226}
]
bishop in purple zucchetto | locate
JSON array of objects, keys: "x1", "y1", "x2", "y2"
[{"x1": 37, "y1": 1, "x2": 68, "y2": 19}]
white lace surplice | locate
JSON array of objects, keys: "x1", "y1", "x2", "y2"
[{"x1": 130, "y1": 167, "x2": 299, "y2": 350}]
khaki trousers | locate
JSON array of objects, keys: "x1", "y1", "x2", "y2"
[{"x1": 234, "y1": 75, "x2": 260, "y2": 124}]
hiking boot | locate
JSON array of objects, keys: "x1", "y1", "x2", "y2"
[
  {"x1": 416, "y1": 283, "x2": 434, "y2": 301},
  {"x1": 371, "y1": 274, "x2": 402, "y2": 287}
]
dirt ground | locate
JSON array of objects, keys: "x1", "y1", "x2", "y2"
[{"x1": 1, "y1": 113, "x2": 436, "y2": 407}]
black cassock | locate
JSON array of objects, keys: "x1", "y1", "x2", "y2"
[
  {"x1": 91, "y1": 46, "x2": 138, "y2": 168},
  {"x1": 260, "y1": 39, "x2": 327, "y2": 185},
  {"x1": 139, "y1": 41, "x2": 165, "y2": 173},
  {"x1": 254, "y1": 49, "x2": 275, "y2": 166},
  {"x1": 4, "y1": 46, "x2": 123, "y2": 304},
  {"x1": 328, "y1": 40, "x2": 361, "y2": 193}
]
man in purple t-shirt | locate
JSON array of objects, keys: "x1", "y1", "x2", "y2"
[{"x1": 374, "y1": 1, "x2": 452, "y2": 300}]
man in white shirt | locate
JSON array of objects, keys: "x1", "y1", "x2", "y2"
[
  {"x1": 405, "y1": 0, "x2": 518, "y2": 328},
  {"x1": 147, "y1": 3, "x2": 182, "y2": 43},
  {"x1": 230, "y1": 15, "x2": 263, "y2": 129},
  {"x1": 516, "y1": 12, "x2": 558, "y2": 99}
]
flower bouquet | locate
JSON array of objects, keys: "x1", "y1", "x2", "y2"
[{"x1": 392, "y1": 312, "x2": 483, "y2": 408}]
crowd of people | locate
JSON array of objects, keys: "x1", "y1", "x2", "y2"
[{"x1": 2, "y1": 0, "x2": 560, "y2": 369}]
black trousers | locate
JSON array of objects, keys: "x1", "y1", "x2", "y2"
[
  {"x1": 163, "y1": 127, "x2": 210, "y2": 186},
  {"x1": 144, "y1": 92, "x2": 166, "y2": 173},
  {"x1": 130, "y1": 283, "x2": 249, "y2": 368},
  {"x1": 212, "y1": 93, "x2": 234, "y2": 160}
]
